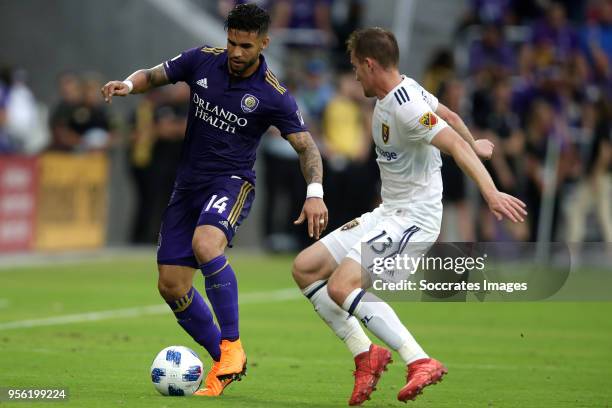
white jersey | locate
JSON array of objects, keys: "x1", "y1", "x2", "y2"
[{"x1": 372, "y1": 75, "x2": 448, "y2": 233}]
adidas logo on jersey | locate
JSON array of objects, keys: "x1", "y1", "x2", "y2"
[
  {"x1": 196, "y1": 78, "x2": 208, "y2": 89},
  {"x1": 219, "y1": 220, "x2": 229, "y2": 229}
]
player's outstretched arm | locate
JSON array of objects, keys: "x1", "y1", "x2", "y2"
[
  {"x1": 101, "y1": 64, "x2": 170, "y2": 104},
  {"x1": 436, "y1": 102, "x2": 494, "y2": 160},
  {"x1": 431, "y1": 127, "x2": 527, "y2": 223},
  {"x1": 287, "y1": 131, "x2": 329, "y2": 239}
]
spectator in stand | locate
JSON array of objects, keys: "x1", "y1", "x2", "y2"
[
  {"x1": 581, "y1": 0, "x2": 612, "y2": 84},
  {"x1": 49, "y1": 72, "x2": 113, "y2": 153},
  {"x1": 555, "y1": 0, "x2": 588, "y2": 23},
  {"x1": 457, "y1": 0, "x2": 515, "y2": 33},
  {"x1": 271, "y1": 0, "x2": 335, "y2": 69},
  {"x1": 511, "y1": 43, "x2": 539, "y2": 126},
  {"x1": 261, "y1": 127, "x2": 304, "y2": 251},
  {"x1": 149, "y1": 84, "x2": 190, "y2": 241},
  {"x1": 49, "y1": 71, "x2": 83, "y2": 151},
  {"x1": 566, "y1": 96, "x2": 612, "y2": 242},
  {"x1": 561, "y1": 54, "x2": 594, "y2": 128},
  {"x1": 469, "y1": 25, "x2": 515, "y2": 139},
  {"x1": 524, "y1": 99, "x2": 572, "y2": 241},
  {"x1": 422, "y1": 49, "x2": 455, "y2": 97},
  {"x1": 260, "y1": 75, "x2": 305, "y2": 252},
  {"x1": 128, "y1": 84, "x2": 188, "y2": 244},
  {"x1": 320, "y1": 71, "x2": 374, "y2": 232},
  {"x1": 531, "y1": 2, "x2": 581, "y2": 68},
  {"x1": 294, "y1": 58, "x2": 335, "y2": 138},
  {"x1": 0, "y1": 68, "x2": 11, "y2": 153},
  {"x1": 510, "y1": 0, "x2": 545, "y2": 24},
  {"x1": 79, "y1": 73, "x2": 115, "y2": 152},
  {"x1": 330, "y1": 0, "x2": 364, "y2": 71},
  {"x1": 0, "y1": 67, "x2": 41, "y2": 154},
  {"x1": 271, "y1": 0, "x2": 335, "y2": 46},
  {"x1": 477, "y1": 78, "x2": 529, "y2": 241},
  {"x1": 469, "y1": 23, "x2": 515, "y2": 78},
  {"x1": 437, "y1": 79, "x2": 476, "y2": 241},
  {"x1": 129, "y1": 90, "x2": 159, "y2": 244},
  {"x1": 523, "y1": 100, "x2": 551, "y2": 241}
]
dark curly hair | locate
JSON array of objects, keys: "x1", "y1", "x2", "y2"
[{"x1": 224, "y1": 3, "x2": 270, "y2": 36}]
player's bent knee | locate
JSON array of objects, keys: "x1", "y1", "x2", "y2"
[
  {"x1": 157, "y1": 265, "x2": 194, "y2": 302},
  {"x1": 327, "y1": 262, "x2": 363, "y2": 306},
  {"x1": 291, "y1": 250, "x2": 312, "y2": 287},
  {"x1": 292, "y1": 243, "x2": 336, "y2": 289},
  {"x1": 325, "y1": 279, "x2": 347, "y2": 307},
  {"x1": 193, "y1": 236, "x2": 223, "y2": 263},
  {"x1": 192, "y1": 225, "x2": 228, "y2": 264},
  {"x1": 157, "y1": 278, "x2": 191, "y2": 302}
]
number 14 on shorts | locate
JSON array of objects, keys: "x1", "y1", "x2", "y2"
[{"x1": 205, "y1": 195, "x2": 229, "y2": 214}]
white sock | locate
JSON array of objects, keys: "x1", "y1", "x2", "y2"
[
  {"x1": 303, "y1": 281, "x2": 371, "y2": 357},
  {"x1": 342, "y1": 288, "x2": 428, "y2": 364}
]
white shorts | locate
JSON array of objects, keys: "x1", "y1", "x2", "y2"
[{"x1": 321, "y1": 204, "x2": 440, "y2": 281}]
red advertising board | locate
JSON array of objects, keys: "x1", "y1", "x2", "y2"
[{"x1": 0, "y1": 156, "x2": 38, "y2": 252}]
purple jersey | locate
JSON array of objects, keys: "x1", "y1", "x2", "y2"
[{"x1": 163, "y1": 46, "x2": 307, "y2": 189}]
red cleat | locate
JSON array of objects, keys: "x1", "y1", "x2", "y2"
[
  {"x1": 397, "y1": 358, "x2": 447, "y2": 402},
  {"x1": 348, "y1": 344, "x2": 392, "y2": 406}
]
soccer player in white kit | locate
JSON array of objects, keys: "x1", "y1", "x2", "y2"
[{"x1": 292, "y1": 28, "x2": 527, "y2": 405}]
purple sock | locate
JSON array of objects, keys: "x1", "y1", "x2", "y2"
[
  {"x1": 201, "y1": 255, "x2": 239, "y2": 341},
  {"x1": 167, "y1": 287, "x2": 221, "y2": 361}
]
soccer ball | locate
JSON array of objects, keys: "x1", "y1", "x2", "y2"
[{"x1": 150, "y1": 346, "x2": 204, "y2": 396}]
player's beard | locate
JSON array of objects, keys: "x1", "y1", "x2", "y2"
[{"x1": 229, "y1": 56, "x2": 258, "y2": 77}]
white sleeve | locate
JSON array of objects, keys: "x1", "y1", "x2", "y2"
[
  {"x1": 406, "y1": 77, "x2": 439, "y2": 111},
  {"x1": 397, "y1": 101, "x2": 448, "y2": 144},
  {"x1": 419, "y1": 84, "x2": 439, "y2": 111}
]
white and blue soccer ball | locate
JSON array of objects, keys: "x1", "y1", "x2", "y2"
[{"x1": 150, "y1": 346, "x2": 204, "y2": 396}]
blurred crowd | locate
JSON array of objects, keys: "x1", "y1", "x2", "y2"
[
  {"x1": 1, "y1": 0, "x2": 609, "y2": 248},
  {"x1": 48, "y1": 71, "x2": 119, "y2": 153},
  {"x1": 430, "y1": 0, "x2": 611, "y2": 243},
  {"x1": 0, "y1": 67, "x2": 45, "y2": 154}
]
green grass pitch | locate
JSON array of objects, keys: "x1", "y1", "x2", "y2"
[{"x1": 0, "y1": 253, "x2": 610, "y2": 407}]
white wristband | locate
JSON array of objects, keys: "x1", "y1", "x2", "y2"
[
  {"x1": 306, "y1": 183, "x2": 324, "y2": 198},
  {"x1": 122, "y1": 80, "x2": 134, "y2": 93}
]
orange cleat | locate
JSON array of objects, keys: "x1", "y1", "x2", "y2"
[
  {"x1": 397, "y1": 358, "x2": 447, "y2": 402},
  {"x1": 193, "y1": 361, "x2": 234, "y2": 397},
  {"x1": 349, "y1": 344, "x2": 393, "y2": 406},
  {"x1": 216, "y1": 339, "x2": 247, "y2": 382}
]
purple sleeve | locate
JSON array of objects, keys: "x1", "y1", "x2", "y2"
[
  {"x1": 271, "y1": 92, "x2": 308, "y2": 138},
  {"x1": 163, "y1": 47, "x2": 203, "y2": 84}
]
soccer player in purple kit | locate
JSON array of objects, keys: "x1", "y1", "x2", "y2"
[{"x1": 101, "y1": 4, "x2": 328, "y2": 397}]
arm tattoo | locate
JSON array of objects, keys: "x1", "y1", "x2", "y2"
[
  {"x1": 287, "y1": 132, "x2": 323, "y2": 184},
  {"x1": 144, "y1": 64, "x2": 169, "y2": 88}
]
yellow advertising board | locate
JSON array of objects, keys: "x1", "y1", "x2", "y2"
[{"x1": 35, "y1": 153, "x2": 108, "y2": 250}]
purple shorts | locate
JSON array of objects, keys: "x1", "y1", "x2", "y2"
[{"x1": 157, "y1": 175, "x2": 255, "y2": 268}]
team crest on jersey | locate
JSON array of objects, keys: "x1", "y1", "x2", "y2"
[
  {"x1": 341, "y1": 218, "x2": 360, "y2": 231},
  {"x1": 418, "y1": 112, "x2": 438, "y2": 129},
  {"x1": 382, "y1": 123, "x2": 390, "y2": 144},
  {"x1": 241, "y1": 94, "x2": 260, "y2": 113}
]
